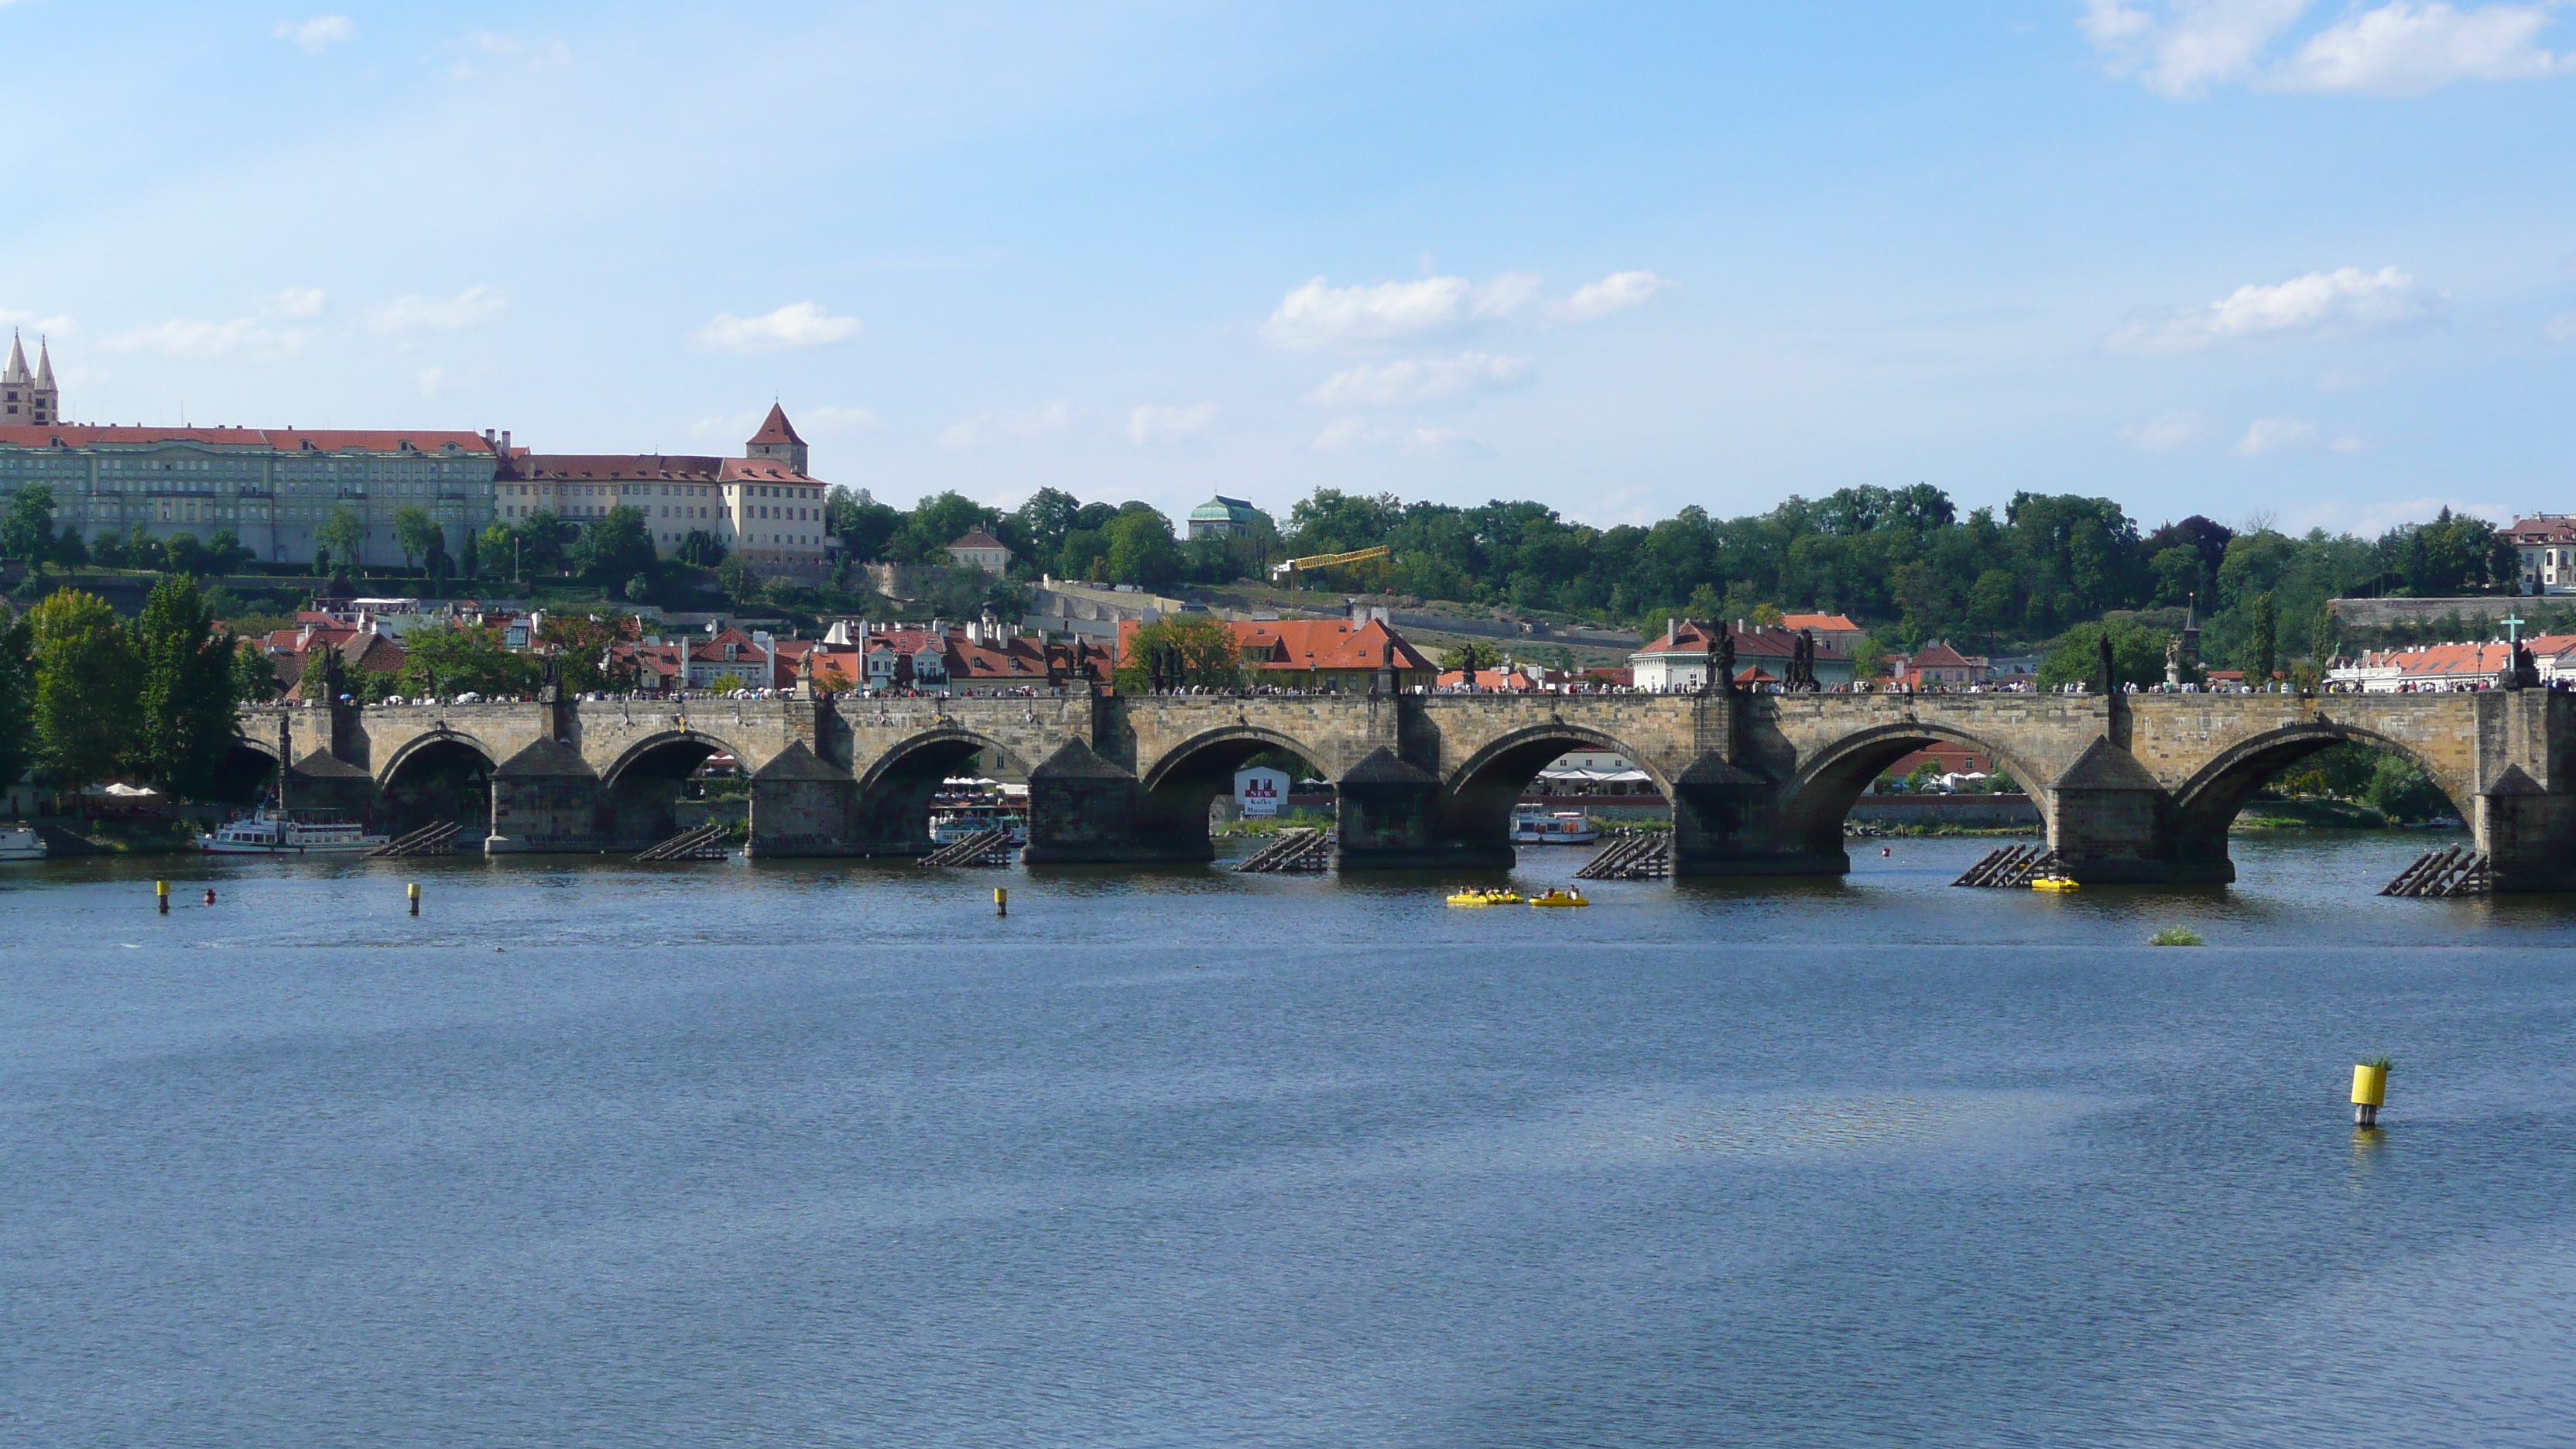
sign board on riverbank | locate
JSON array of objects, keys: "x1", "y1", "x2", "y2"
[{"x1": 1235, "y1": 767, "x2": 1289, "y2": 817}]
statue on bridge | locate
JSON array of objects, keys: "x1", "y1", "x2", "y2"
[
  {"x1": 1715, "y1": 632, "x2": 1738, "y2": 695},
  {"x1": 2097, "y1": 632, "x2": 2116, "y2": 695}
]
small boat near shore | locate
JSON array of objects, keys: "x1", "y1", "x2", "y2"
[
  {"x1": 1529, "y1": 889, "x2": 1589, "y2": 909},
  {"x1": 198, "y1": 810, "x2": 389, "y2": 855},
  {"x1": 1447, "y1": 889, "x2": 1524, "y2": 906},
  {"x1": 0, "y1": 824, "x2": 46, "y2": 862},
  {"x1": 1512, "y1": 809, "x2": 1601, "y2": 845}
]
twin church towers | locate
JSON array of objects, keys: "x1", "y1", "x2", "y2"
[{"x1": 2, "y1": 332, "x2": 59, "y2": 426}]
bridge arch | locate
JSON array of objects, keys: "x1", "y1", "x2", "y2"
[
  {"x1": 210, "y1": 732, "x2": 286, "y2": 805},
  {"x1": 2166, "y1": 721, "x2": 2471, "y2": 853},
  {"x1": 1436, "y1": 723, "x2": 1674, "y2": 860},
  {"x1": 600, "y1": 729, "x2": 748, "y2": 849},
  {"x1": 375, "y1": 730, "x2": 502, "y2": 838},
  {"x1": 1133, "y1": 724, "x2": 1336, "y2": 860},
  {"x1": 1777, "y1": 721, "x2": 2054, "y2": 858},
  {"x1": 855, "y1": 727, "x2": 1023, "y2": 854}
]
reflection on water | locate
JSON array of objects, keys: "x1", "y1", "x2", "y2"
[{"x1": 3, "y1": 831, "x2": 2572, "y2": 1447}]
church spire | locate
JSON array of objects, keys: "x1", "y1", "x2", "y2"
[
  {"x1": 35, "y1": 336, "x2": 54, "y2": 388},
  {"x1": 2, "y1": 330, "x2": 26, "y2": 385}
]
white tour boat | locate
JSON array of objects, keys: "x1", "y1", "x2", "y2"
[
  {"x1": 198, "y1": 810, "x2": 389, "y2": 855},
  {"x1": 1511, "y1": 808, "x2": 1601, "y2": 845},
  {"x1": 0, "y1": 824, "x2": 46, "y2": 862}
]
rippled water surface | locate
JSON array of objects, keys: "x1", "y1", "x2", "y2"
[{"x1": 5, "y1": 834, "x2": 2574, "y2": 1447}]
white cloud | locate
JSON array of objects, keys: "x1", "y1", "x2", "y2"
[
  {"x1": 2274, "y1": 2, "x2": 2570, "y2": 94},
  {"x1": 2081, "y1": 2, "x2": 2572, "y2": 96},
  {"x1": 1310, "y1": 417, "x2": 1489, "y2": 459},
  {"x1": 2546, "y1": 312, "x2": 2576, "y2": 341},
  {"x1": 2117, "y1": 409, "x2": 2210, "y2": 450},
  {"x1": 2236, "y1": 416, "x2": 2319, "y2": 454},
  {"x1": 687, "y1": 411, "x2": 763, "y2": 441},
  {"x1": 1550, "y1": 270, "x2": 1677, "y2": 320},
  {"x1": 1260, "y1": 273, "x2": 1540, "y2": 349},
  {"x1": 107, "y1": 317, "x2": 260, "y2": 357},
  {"x1": 801, "y1": 405, "x2": 882, "y2": 433},
  {"x1": 272, "y1": 286, "x2": 327, "y2": 318},
  {"x1": 1126, "y1": 403, "x2": 1214, "y2": 444},
  {"x1": 1308, "y1": 351, "x2": 1532, "y2": 407},
  {"x1": 692, "y1": 301, "x2": 862, "y2": 353},
  {"x1": 2108, "y1": 266, "x2": 2442, "y2": 354},
  {"x1": 273, "y1": 16, "x2": 355, "y2": 54},
  {"x1": 445, "y1": 29, "x2": 570, "y2": 81},
  {"x1": 2082, "y1": 0, "x2": 2309, "y2": 95},
  {"x1": 0, "y1": 309, "x2": 74, "y2": 335},
  {"x1": 940, "y1": 401, "x2": 1073, "y2": 450},
  {"x1": 368, "y1": 284, "x2": 506, "y2": 333},
  {"x1": 2330, "y1": 434, "x2": 2368, "y2": 453}
]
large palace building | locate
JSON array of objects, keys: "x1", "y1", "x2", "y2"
[
  {"x1": 493, "y1": 406, "x2": 829, "y2": 571},
  {"x1": 0, "y1": 345, "x2": 832, "y2": 573}
]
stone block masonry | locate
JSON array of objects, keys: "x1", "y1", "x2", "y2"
[{"x1": 235, "y1": 684, "x2": 2576, "y2": 890}]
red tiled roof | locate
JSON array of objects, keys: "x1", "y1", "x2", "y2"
[
  {"x1": 949, "y1": 530, "x2": 1009, "y2": 551},
  {"x1": 1780, "y1": 613, "x2": 1863, "y2": 634},
  {"x1": 2506, "y1": 516, "x2": 2576, "y2": 543},
  {"x1": 748, "y1": 404, "x2": 805, "y2": 447},
  {"x1": 0, "y1": 425, "x2": 498, "y2": 454},
  {"x1": 1218, "y1": 618, "x2": 1435, "y2": 673},
  {"x1": 1910, "y1": 642, "x2": 1974, "y2": 669},
  {"x1": 505, "y1": 454, "x2": 817, "y2": 485}
]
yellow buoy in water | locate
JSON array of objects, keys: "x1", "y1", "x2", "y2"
[{"x1": 2352, "y1": 1059, "x2": 2390, "y2": 1127}]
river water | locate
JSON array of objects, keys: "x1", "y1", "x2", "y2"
[{"x1": 5, "y1": 833, "x2": 2573, "y2": 1447}]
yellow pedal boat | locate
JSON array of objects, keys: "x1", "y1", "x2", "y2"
[
  {"x1": 2030, "y1": 875, "x2": 2080, "y2": 892},
  {"x1": 1528, "y1": 889, "x2": 1590, "y2": 908},
  {"x1": 1447, "y1": 889, "x2": 1525, "y2": 906}
]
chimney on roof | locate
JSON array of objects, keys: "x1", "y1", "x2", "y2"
[{"x1": 500, "y1": 430, "x2": 511, "y2": 454}]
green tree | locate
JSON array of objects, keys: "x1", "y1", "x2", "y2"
[
  {"x1": 536, "y1": 613, "x2": 633, "y2": 694},
  {"x1": 400, "y1": 622, "x2": 536, "y2": 697},
  {"x1": 677, "y1": 529, "x2": 727, "y2": 568},
  {"x1": 392, "y1": 507, "x2": 442, "y2": 571},
  {"x1": 1438, "y1": 641, "x2": 1493, "y2": 675},
  {"x1": 1, "y1": 484, "x2": 56, "y2": 567},
  {"x1": 1104, "y1": 505, "x2": 1183, "y2": 589},
  {"x1": 316, "y1": 507, "x2": 369, "y2": 574},
  {"x1": 133, "y1": 574, "x2": 240, "y2": 797},
  {"x1": 1008, "y1": 487, "x2": 1084, "y2": 566},
  {"x1": 715, "y1": 554, "x2": 757, "y2": 605},
  {"x1": 26, "y1": 587, "x2": 141, "y2": 786},
  {"x1": 52, "y1": 526, "x2": 90, "y2": 570},
  {"x1": 230, "y1": 639, "x2": 283, "y2": 704},
  {"x1": 2366, "y1": 755, "x2": 2453, "y2": 823},
  {"x1": 203, "y1": 528, "x2": 252, "y2": 575},
  {"x1": 1112, "y1": 616, "x2": 1246, "y2": 692},
  {"x1": 894, "y1": 491, "x2": 999, "y2": 564},
  {"x1": 574, "y1": 505, "x2": 658, "y2": 584},
  {"x1": 122, "y1": 524, "x2": 165, "y2": 573},
  {"x1": 513, "y1": 511, "x2": 572, "y2": 577},
  {"x1": 163, "y1": 533, "x2": 208, "y2": 575},
  {"x1": 825, "y1": 487, "x2": 903, "y2": 561},
  {"x1": 0, "y1": 605, "x2": 33, "y2": 796},
  {"x1": 2036, "y1": 618, "x2": 2170, "y2": 692},
  {"x1": 1850, "y1": 634, "x2": 1888, "y2": 680},
  {"x1": 2244, "y1": 591, "x2": 2276, "y2": 684}
]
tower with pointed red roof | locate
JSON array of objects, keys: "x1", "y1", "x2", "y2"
[{"x1": 745, "y1": 403, "x2": 807, "y2": 476}]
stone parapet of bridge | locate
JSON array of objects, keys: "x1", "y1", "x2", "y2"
[{"x1": 233, "y1": 684, "x2": 2576, "y2": 890}]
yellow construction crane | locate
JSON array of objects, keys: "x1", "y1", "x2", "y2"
[{"x1": 1270, "y1": 544, "x2": 1391, "y2": 587}]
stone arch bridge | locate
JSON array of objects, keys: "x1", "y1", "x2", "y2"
[{"x1": 233, "y1": 685, "x2": 2576, "y2": 889}]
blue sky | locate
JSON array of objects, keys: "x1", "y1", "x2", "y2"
[{"x1": 3, "y1": 2, "x2": 2572, "y2": 536}]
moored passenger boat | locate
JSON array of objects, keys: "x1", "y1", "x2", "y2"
[{"x1": 197, "y1": 810, "x2": 389, "y2": 855}]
